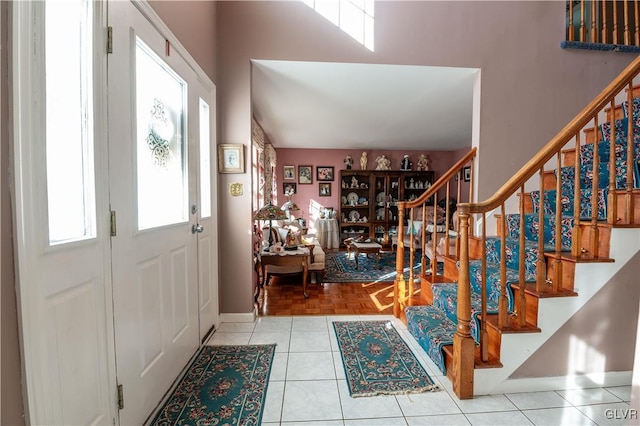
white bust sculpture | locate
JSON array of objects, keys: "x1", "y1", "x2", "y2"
[
  {"x1": 375, "y1": 154, "x2": 391, "y2": 170},
  {"x1": 360, "y1": 152, "x2": 368, "y2": 170},
  {"x1": 417, "y1": 154, "x2": 430, "y2": 171}
]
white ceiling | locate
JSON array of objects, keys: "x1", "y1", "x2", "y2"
[{"x1": 251, "y1": 60, "x2": 478, "y2": 151}]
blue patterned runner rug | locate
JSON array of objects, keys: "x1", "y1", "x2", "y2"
[
  {"x1": 333, "y1": 320, "x2": 438, "y2": 397},
  {"x1": 324, "y1": 251, "x2": 422, "y2": 283},
  {"x1": 150, "y1": 344, "x2": 275, "y2": 425}
]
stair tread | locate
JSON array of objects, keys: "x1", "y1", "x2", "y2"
[
  {"x1": 485, "y1": 313, "x2": 541, "y2": 334},
  {"x1": 513, "y1": 282, "x2": 578, "y2": 298},
  {"x1": 543, "y1": 252, "x2": 615, "y2": 263}
]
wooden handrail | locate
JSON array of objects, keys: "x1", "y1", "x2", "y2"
[{"x1": 458, "y1": 55, "x2": 640, "y2": 216}]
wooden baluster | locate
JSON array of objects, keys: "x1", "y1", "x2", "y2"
[
  {"x1": 498, "y1": 203, "x2": 508, "y2": 328},
  {"x1": 602, "y1": 0, "x2": 609, "y2": 43},
  {"x1": 592, "y1": 0, "x2": 599, "y2": 42},
  {"x1": 553, "y1": 151, "x2": 563, "y2": 293},
  {"x1": 430, "y1": 202, "x2": 438, "y2": 277},
  {"x1": 569, "y1": 0, "x2": 575, "y2": 41},
  {"x1": 420, "y1": 202, "x2": 427, "y2": 277},
  {"x1": 456, "y1": 167, "x2": 463, "y2": 257},
  {"x1": 408, "y1": 207, "x2": 415, "y2": 298},
  {"x1": 635, "y1": 0, "x2": 639, "y2": 45},
  {"x1": 536, "y1": 166, "x2": 546, "y2": 292},
  {"x1": 572, "y1": 131, "x2": 583, "y2": 258},
  {"x1": 608, "y1": 98, "x2": 618, "y2": 225},
  {"x1": 614, "y1": 0, "x2": 620, "y2": 44},
  {"x1": 590, "y1": 115, "x2": 600, "y2": 258},
  {"x1": 444, "y1": 184, "x2": 451, "y2": 257},
  {"x1": 625, "y1": 0, "x2": 631, "y2": 44},
  {"x1": 432, "y1": 194, "x2": 439, "y2": 275},
  {"x1": 580, "y1": 0, "x2": 587, "y2": 41},
  {"x1": 480, "y1": 212, "x2": 488, "y2": 362},
  {"x1": 453, "y1": 209, "x2": 473, "y2": 400},
  {"x1": 626, "y1": 82, "x2": 636, "y2": 224},
  {"x1": 394, "y1": 202, "x2": 406, "y2": 318},
  {"x1": 518, "y1": 185, "x2": 526, "y2": 327}
]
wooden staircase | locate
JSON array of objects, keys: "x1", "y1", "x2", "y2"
[{"x1": 393, "y1": 56, "x2": 640, "y2": 399}]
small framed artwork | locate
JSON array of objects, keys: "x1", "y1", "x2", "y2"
[
  {"x1": 463, "y1": 166, "x2": 471, "y2": 182},
  {"x1": 319, "y1": 182, "x2": 331, "y2": 197},
  {"x1": 283, "y1": 182, "x2": 297, "y2": 195},
  {"x1": 298, "y1": 165, "x2": 313, "y2": 184},
  {"x1": 218, "y1": 144, "x2": 245, "y2": 173},
  {"x1": 283, "y1": 165, "x2": 295, "y2": 180},
  {"x1": 316, "y1": 166, "x2": 334, "y2": 181}
]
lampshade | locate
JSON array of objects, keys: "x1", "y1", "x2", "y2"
[{"x1": 254, "y1": 202, "x2": 287, "y2": 221}]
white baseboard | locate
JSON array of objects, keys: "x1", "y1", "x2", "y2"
[
  {"x1": 485, "y1": 371, "x2": 633, "y2": 395},
  {"x1": 219, "y1": 312, "x2": 256, "y2": 323}
]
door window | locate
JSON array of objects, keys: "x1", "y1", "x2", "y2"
[
  {"x1": 45, "y1": 0, "x2": 96, "y2": 244},
  {"x1": 135, "y1": 38, "x2": 187, "y2": 230}
]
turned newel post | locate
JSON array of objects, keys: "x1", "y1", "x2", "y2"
[
  {"x1": 394, "y1": 203, "x2": 406, "y2": 318},
  {"x1": 453, "y1": 208, "x2": 474, "y2": 399}
]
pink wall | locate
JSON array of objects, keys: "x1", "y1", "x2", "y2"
[
  {"x1": 149, "y1": 0, "x2": 640, "y2": 380},
  {"x1": 276, "y1": 148, "x2": 458, "y2": 231}
]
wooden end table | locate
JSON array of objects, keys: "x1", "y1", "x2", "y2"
[
  {"x1": 351, "y1": 242, "x2": 382, "y2": 269},
  {"x1": 259, "y1": 247, "x2": 311, "y2": 297}
]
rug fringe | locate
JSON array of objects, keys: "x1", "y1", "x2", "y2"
[{"x1": 350, "y1": 384, "x2": 440, "y2": 398}]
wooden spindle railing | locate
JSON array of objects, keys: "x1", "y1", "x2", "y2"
[
  {"x1": 448, "y1": 55, "x2": 640, "y2": 399},
  {"x1": 566, "y1": 0, "x2": 640, "y2": 48},
  {"x1": 394, "y1": 148, "x2": 477, "y2": 316}
]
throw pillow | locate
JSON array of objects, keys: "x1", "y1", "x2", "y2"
[{"x1": 406, "y1": 220, "x2": 423, "y2": 235}]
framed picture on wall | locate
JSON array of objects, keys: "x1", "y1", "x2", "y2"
[
  {"x1": 463, "y1": 166, "x2": 471, "y2": 182},
  {"x1": 298, "y1": 165, "x2": 313, "y2": 184},
  {"x1": 319, "y1": 183, "x2": 331, "y2": 197},
  {"x1": 283, "y1": 165, "x2": 295, "y2": 180},
  {"x1": 316, "y1": 166, "x2": 334, "y2": 181},
  {"x1": 218, "y1": 144, "x2": 245, "y2": 173},
  {"x1": 283, "y1": 182, "x2": 296, "y2": 195}
]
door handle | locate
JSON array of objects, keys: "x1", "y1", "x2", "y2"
[{"x1": 191, "y1": 224, "x2": 204, "y2": 234}]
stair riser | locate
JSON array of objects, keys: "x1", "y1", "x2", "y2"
[
  {"x1": 510, "y1": 285, "x2": 540, "y2": 327},
  {"x1": 579, "y1": 223, "x2": 612, "y2": 258},
  {"x1": 545, "y1": 257, "x2": 575, "y2": 293},
  {"x1": 612, "y1": 190, "x2": 640, "y2": 225}
]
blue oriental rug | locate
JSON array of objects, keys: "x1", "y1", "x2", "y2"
[
  {"x1": 150, "y1": 344, "x2": 275, "y2": 426},
  {"x1": 324, "y1": 250, "x2": 423, "y2": 283},
  {"x1": 333, "y1": 320, "x2": 438, "y2": 397}
]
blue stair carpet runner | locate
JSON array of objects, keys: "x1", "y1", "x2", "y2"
[{"x1": 405, "y1": 112, "x2": 640, "y2": 375}]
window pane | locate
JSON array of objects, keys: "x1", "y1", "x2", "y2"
[
  {"x1": 46, "y1": 0, "x2": 96, "y2": 244},
  {"x1": 199, "y1": 98, "x2": 211, "y2": 218},
  {"x1": 340, "y1": 0, "x2": 365, "y2": 44},
  {"x1": 136, "y1": 39, "x2": 188, "y2": 230}
]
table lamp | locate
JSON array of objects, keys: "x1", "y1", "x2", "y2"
[{"x1": 254, "y1": 202, "x2": 287, "y2": 251}]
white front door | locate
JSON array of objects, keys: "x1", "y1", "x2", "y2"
[
  {"x1": 108, "y1": 2, "x2": 209, "y2": 423},
  {"x1": 11, "y1": 1, "x2": 117, "y2": 424},
  {"x1": 194, "y1": 93, "x2": 220, "y2": 342}
]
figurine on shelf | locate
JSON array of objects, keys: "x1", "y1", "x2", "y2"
[
  {"x1": 400, "y1": 155, "x2": 412, "y2": 171},
  {"x1": 417, "y1": 154, "x2": 430, "y2": 171},
  {"x1": 375, "y1": 154, "x2": 391, "y2": 170},
  {"x1": 344, "y1": 155, "x2": 353, "y2": 170},
  {"x1": 360, "y1": 152, "x2": 368, "y2": 170},
  {"x1": 351, "y1": 176, "x2": 358, "y2": 188}
]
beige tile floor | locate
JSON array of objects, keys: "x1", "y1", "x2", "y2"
[{"x1": 207, "y1": 315, "x2": 633, "y2": 425}]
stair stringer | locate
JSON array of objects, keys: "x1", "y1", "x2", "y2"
[{"x1": 473, "y1": 228, "x2": 640, "y2": 395}]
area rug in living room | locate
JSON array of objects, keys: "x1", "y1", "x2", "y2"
[
  {"x1": 150, "y1": 344, "x2": 275, "y2": 426},
  {"x1": 324, "y1": 250, "x2": 422, "y2": 283},
  {"x1": 333, "y1": 320, "x2": 438, "y2": 397}
]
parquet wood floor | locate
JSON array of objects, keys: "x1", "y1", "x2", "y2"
[{"x1": 258, "y1": 274, "x2": 395, "y2": 316}]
